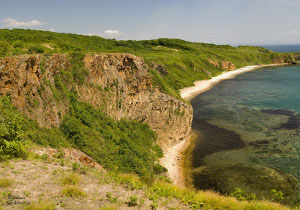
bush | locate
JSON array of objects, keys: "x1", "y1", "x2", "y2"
[
  {"x1": 127, "y1": 195, "x2": 138, "y2": 207},
  {"x1": 60, "y1": 98, "x2": 165, "y2": 176},
  {"x1": 0, "y1": 41, "x2": 9, "y2": 57},
  {"x1": 28, "y1": 44, "x2": 45, "y2": 54},
  {"x1": 0, "y1": 96, "x2": 69, "y2": 160},
  {"x1": 230, "y1": 188, "x2": 246, "y2": 201},
  {"x1": 0, "y1": 96, "x2": 29, "y2": 159},
  {"x1": 271, "y1": 189, "x2": 285, "y2": 202}
]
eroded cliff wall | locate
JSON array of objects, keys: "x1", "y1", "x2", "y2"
[{"x1": 0, "y1": 54, "x2": 193, "y2": 150}]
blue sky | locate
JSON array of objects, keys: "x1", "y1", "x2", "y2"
[{"x1": 1, "y1": 0, "x2": 300, "y2": 44}]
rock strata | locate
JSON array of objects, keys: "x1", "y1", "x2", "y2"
[{"x1": 0, "y1": 54, "x2": 193, "y2": 150}]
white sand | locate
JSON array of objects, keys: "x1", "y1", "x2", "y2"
[
  {"x1": 180, "y1": 64, "x2": 283, "y2": 100},
  {"x1": 160, "y1": 139, "x2": 188, "y2": 186},
  {"x1": 162, "y1": 63, "x2": 285, "y2": 186}
]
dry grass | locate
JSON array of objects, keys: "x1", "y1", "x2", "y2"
[
  {"x1": 0, "y1": 178, "x2": 13, "y2": 188},
  {"x1": 150, "y1": 181, "x2": 289, "y2": 210},
  {"x1": 61, "y1": 185, "x2": 87, "y2": 198},
  {"x1": 61, "y1": 172, "x2": 81, "y2": 185},
  {"x1": 0, "y1": 157, "x2": 292, "y2": 210},
  {"x1": 25, "y1": 200, "x2": 56, "y2": 210}
]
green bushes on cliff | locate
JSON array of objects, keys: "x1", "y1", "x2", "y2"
[
  {"x1": 0, "y1": 95, "x2": 165, "y2": 176},
  {"x1": 0, "y1": 96, "x2": 30, "y2": 160},
  {"x1": 61, "y1": 91, "x2": 164, "y2": 176},
  {"x1": 0, "y1": 96, "x2": 71, "y2": 160}
]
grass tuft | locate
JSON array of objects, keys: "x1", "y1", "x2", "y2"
[
  {"x1": 61, "y1": 186, "x2": 87, "y2": 198},
  {"x1": 0, "y1": 178, "x2": 13, "y2": 188},
  {"x1": 25, "y1": 200, "x2": 56, "y2": 210},
  {"x1": 61, "y1": 173, "x2": 81, "y2": 185}
]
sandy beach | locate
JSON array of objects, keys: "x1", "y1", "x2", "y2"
[
  {"x1": 180, "y1": 64, "x2": 284, "y2": 101},
  {"x1": 162, "y1": 63, "x2": 286, "y2": 186}
]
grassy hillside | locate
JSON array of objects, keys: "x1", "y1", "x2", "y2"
[
  {"x1": 0, "y1": 158, "x2": 289, "y2": 210},
  {"x1": 0, "y1": 29, "x2": 298, "y2": 209},
  {"x1": 0, "y1": 29, "x2": 295, "y2": 98}
]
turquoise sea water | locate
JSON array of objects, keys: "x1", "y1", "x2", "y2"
[{"x1": 190, "y1": 65, "x2": 300, "y2": 203}]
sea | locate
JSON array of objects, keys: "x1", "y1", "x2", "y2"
[
  {"x1": 261, "y1": 44, "x2": 300, "y2": 53},
  {"x1": 189, "y1": 45, "x2": 300, "y2": 204}
]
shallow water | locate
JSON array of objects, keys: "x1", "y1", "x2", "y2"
[{"x1": 190, "y1": 65, "x2": 300, "y2": 203}]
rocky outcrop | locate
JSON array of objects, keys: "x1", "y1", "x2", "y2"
[
  {"x1": 0, "y1": 54, "x2": 193, "y2": 150},
  {"x1": 208, "y1": 59, "x2": 236, "y2": 70},
  {"x1": 32, "y1": 147, "x2": 104, "y2": 171},
  {"x1": 221, "y1": 61, "x2": 236, "y2": 70},
  {"x1": 151, "y1": 62, "x2": 168, "y2": 75}
]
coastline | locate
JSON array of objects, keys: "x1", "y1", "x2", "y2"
[
  {"x1": 162, "y1": 63, "x2": 287, "y2": 186},
  {"x1": 180, "y1": 63, "x2": 286, "y2": 101}
]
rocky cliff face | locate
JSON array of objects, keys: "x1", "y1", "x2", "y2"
[
  {"x1": 0, "y1": 54, "x2": 193, "y2": 150},
  {"x1": 207, "y1": 59, "x2": 236, "y2": 70}
]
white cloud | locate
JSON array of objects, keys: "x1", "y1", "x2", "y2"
[
  {"x1": 2, "y1": 18, "x2": 46, "y2": 27},
  {"x1": 101, "y1": 30, "x2": 122, "y2": 38},
  {"x1": 290, "y1": 30, "x2": 300, "y2": 37},
  {"x1": 49, "y1": 28, "x2": 55, "y2": 32}
]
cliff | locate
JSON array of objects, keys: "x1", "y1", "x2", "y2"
[{"x1": 0, "y1": 54, "x2": 193, "y2": 150}]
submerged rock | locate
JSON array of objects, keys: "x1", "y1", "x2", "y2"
[{"x1": 192, "y1": 164, "x2": 300, "y2": 204}]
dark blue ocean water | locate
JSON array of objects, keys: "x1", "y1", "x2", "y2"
[{"x1": 260, "y1": 44, "x2": 300, "y2": 53}]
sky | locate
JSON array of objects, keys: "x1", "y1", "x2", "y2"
[{"x1": 0, "y1": 0, "x2": 300, "y2": 45}]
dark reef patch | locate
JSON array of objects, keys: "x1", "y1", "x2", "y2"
[
  {"x1": 261, "y1": 108, "x2": 300, "y2": 129},
  {"x1": 191, "y1": 119, "x2": 245, "y2": 168},
  {"x1": 192, "y1": 164, "x2": 300, "y2": 204}
]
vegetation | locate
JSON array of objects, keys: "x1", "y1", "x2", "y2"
[
  {"x1": 0, "y1": 29, "x2": 296, "y2": 98},
  {"x1": 61, "y1": 186, "x2": 87, "y2": 198},
  {"x1": 0, "y1": 178, "x2": 13, "y2": 188},
  {"x1": 0, "y1": 94, "x2": 164, "y2": 177},
  {"x1": 61, "y1": 173, "x2": 81, "y2": 185},
  {"x1": 25, "y1": 200, "x2": 56, "y2": 210}
]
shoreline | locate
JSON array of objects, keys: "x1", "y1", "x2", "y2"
[
  {"x1": 180, "y1": 63, "x2": 286, "y2": 101},
  {"x1": 162, "y1": 63, "x2": 287, "y2": 186}
]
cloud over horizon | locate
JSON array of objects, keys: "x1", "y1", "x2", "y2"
[
  {"x1": 101, "y1": 30, "x2": 123, "y2": 39},
  {"x1": 2, "y1": 18, "x2": 46, "y2": 27}
]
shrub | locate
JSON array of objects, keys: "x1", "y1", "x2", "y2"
[
  {"x1": 13, "y1": 40, "x2": 23, "y2": 48},
  {"x1": 271, "y1": 189, "x2": 285, "y2": 202},
  {"x1": 69, "y1": 52, "x2": 89, "y2": 85},
  {"x1": 72, "y1": 162, "x2": 80, "y2": 172},
  {"x1": 0, "y1": 41, "x2": 9, "y2": 57},
  {"x1": 60, "y1": 99, "x2": 165, "y2": 176},
  {"x1": 127, "y1": 195, "x2": 138, "y2": 207},
  {"x1": 230, "y1": 188, "x2": 246, "y2": 201},
  {"x1": 0, "y1": 96, "x2": 29, "y2": 160},
  {"x1": 106, "y1": 192, "x2": 118, "y2": 203},
  {"x1": 28, "y1": 44, "x2": 45, "y2": 54}
]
